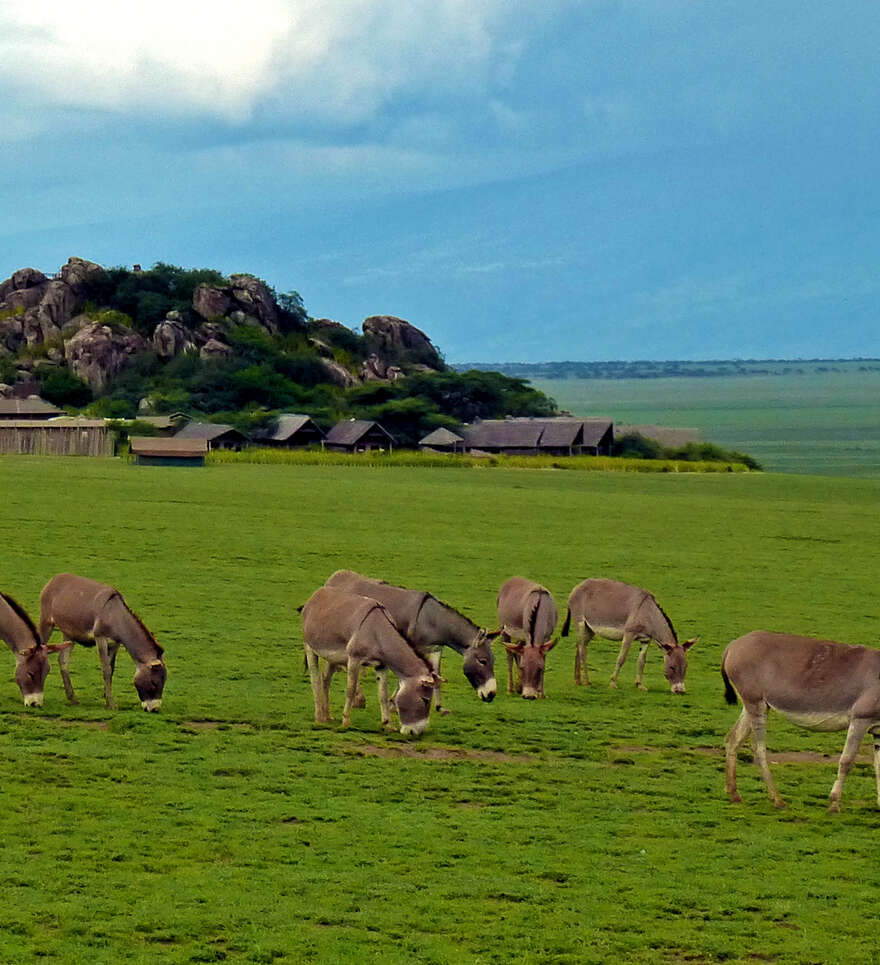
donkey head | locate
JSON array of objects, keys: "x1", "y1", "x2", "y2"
[
  {"x1": 394, "y1": 672, "x2": 440, "y2": 736},
  {"x1": 134, "y1": 658, "x2": 167, "y2": 711},
  {"x1": 462, "y1": 629, "x2": 499, "y2": 701},
  {"x1": 15, "y1": 641, "x2": 71, "y2": 707},
  {"x1": 505, "y1": 638, "x2": 557, "y2": 699},
  {"x1": 658, "y1": 638, "x2": 697, "y2": 694}
]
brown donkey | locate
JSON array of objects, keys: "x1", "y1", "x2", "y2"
[
  {"x1": 300, "y1": 585, "x2": 439, "y2": 736},
  {"x1": 563, "y1": 578, "x2": 695, "y2": 693},
  {"x1": 325, "y1": 569, "x2": 498, "y2": 711},
  {"x1": 723, "y1": 630, "x2": 880, "y2": 812},
  {"x1": 39, "y1": 574, "x2": 167, "y2": 711},
  {"x1": 1, "y1": 591, "x2": 71, "y2": 707},
  {"x1": 497, "y1": 577, "x2": 558, "y2": 699}
]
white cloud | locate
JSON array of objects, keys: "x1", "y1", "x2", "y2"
[{"x1": 0, "y1": 0, "x2": 535, "y2": 124}]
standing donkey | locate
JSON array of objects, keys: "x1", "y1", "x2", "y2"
[
  {"x1": 39, "y1": 573, "x2": 167, "y2": 711},
  {"x1": 723, "y1": 630, "x2": 880, "y2": 812},
  {"x1": 562, "y1": 578, "x2": 695, "y2": 693},
  {"x1": 1, "y1": 590, "x2": 71, "y2": 707},
  {"x1": 497, "y1": 577, "x2": 558, "y2": 699},
  {"x1": 299, "y1": 585, "x2": 439, "y2": 736},
  {"x1": 325, "y1": 570, "x2": 498, "y2": 711}
]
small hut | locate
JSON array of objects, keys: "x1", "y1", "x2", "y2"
[
  {"x1": 256, "y1": 414, "x2": 325, "y2": 448},
  {"x1": 130, "y1": 437, "x2": 207, "y2": 467},
  {"x1": 463, "y1": 418, "x2": 614, "y2": 457},
  {"x1": 175, "y1": 422, "x2": 248, "y2": 451},
  {"x1": 324, "y1": 419, "x2": 394, "y2": 453},
  {"x1": 419, "y1": 427, "x2": 465, "y2": 453}
]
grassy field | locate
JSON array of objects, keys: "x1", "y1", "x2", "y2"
[
  {"x1": 2, "y1": 457, "x2": 880, "y2": 963},
  {"x1": 529, "y1": 365, "x2": 880, "y2": 477}
]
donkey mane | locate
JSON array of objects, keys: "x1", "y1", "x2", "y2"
[
  {"x1": 651, "y1": 595, "x2": 678, "y2": 642},
  {"x1": 123, "y1": 601, "x2": 164, "y2": 656},
  {"x1": 425, "y1": 593, "x2": 479, "y2": 630},
  {"x1": 0, "y1": 591, "x2": 40, "y2": 642},
  {"x1": 526, "y1": 592, "x2": 542, "y2": 642}
]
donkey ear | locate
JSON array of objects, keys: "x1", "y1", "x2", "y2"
[
  {"x1": 484, "y1": 628, "x2": 503, "y2": 640},
  {"x1": 46, "y1": 641, "x2": 74, "y2": 654},
  {"x1": 657, "y1": 641, "x2": 674, "y2": 653},
  {"x1": 683, "y1": 637, "x2": 699, "y2": 651},
  {"x1": 503, "y1": 641, "x2": 524, "y2": 655},
  {"x1": 541, "y1": 637, "x2": 558, "y2": 654},
  {"x1": 148, "y1": 659, "x2": 163, "y2": 668}
]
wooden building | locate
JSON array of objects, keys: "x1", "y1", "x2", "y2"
[
  {"x1": 175, "y1": 422, "x2": 248, "y2": 450},
  {"x1": 256, "y1": 414, "x2": 325, "y2": 448},
  {"x1": 324, "y1": 419, "x2": 394, "y2": 453},
  {"x1": 0, "y1": 397, "x2": 62, "y2": 421},
  {"x1": 463, "y1": 418, "x2": 614, "y2": 457},
  {"x1": 418, "y1": 427, "x2": 465, "y2": 453},
  {"x1": 0, "y1": 418, "x2": 114, "y2": 456},
  {"x1": 130, "y1": 437, "x2": 207, "y2": 467}
]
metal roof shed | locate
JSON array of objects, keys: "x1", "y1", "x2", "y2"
[{"x1": 130, "y1": 437, "x2": 207, "y2": 466}]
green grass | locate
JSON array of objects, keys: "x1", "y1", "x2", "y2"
[
  {"x1": 2, "y1": 457, "x2": 880, "y2": 963},
  {"x1": 530, "y1": 364, "x2": 880, "y2": 477}
]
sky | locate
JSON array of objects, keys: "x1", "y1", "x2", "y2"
[{"x1": 1, "y1": 1, "x2": 879, "y2": 363}]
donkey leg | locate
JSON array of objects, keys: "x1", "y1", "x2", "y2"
[
  {"x1": 504, "y1": 636, "x2": 518, "y2": 694},
  {"x1": 829, "y1": 718, "x2": 870, "y2": 813},
  {"x1": 750, "y1": 707, "x2": 785, "y2": 809},
  {"x1": 427, "y1": 650, "x2": 449, "y2": 714},
  {"x1": 376, "y1": 668, "x2": 393, "y2": 729},
  {"x1": 872, "y1": 730, "x2": 880, "y2": 810},
  {"x1": 96, "y1": 638, "x2": 118, "y2": 709},
  {"x1": 724, "y1": 707, "x2": 752, "y2": 803},
  {"x1": 575, "y1": 622, "x2": 592, "y2": 686},
  {"x1": 305, "y1": 646, "x2": 329, "y2": 723},
  {"x1": 610, "y1": 634, "x2": 635, "y2": 688},
  {"x1": 634, "y1": 642, "x2": 650, "y2": 691},
  {"x1": 57, "y1": 641, "x2": 78, "y2": 704},
  {"x1": 342, "y1": 660, "x2": 363, "y2": 728}
]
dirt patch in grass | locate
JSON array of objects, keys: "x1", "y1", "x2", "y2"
[
  {"x1": 344, "y1": 743, "x2": 537, "y2": 764},
  {"x1": 181, "y1": 719, "x2": 255, "y2": 733},
  {"x1": 28, "y1": 716, "x2": 109, "y2": 730},
  {"x1": 617, "y1": 744, "x2": 871, "y2": 765}
]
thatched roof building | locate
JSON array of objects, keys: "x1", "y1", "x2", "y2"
[
  {"x1": 463, "y1": 418, "x2": 613, "y2": 456},
  {"x1": 418, "y1": 427, "x2": 465, "y2": 453},
  {"x1": 325, "y1": 419, "x2": 394, "y2": 452},
  {"x1": 175, "y1": 422, "x2": 248, "y2": 450},
  {"x1": 130, "y1": 437, "x2": 207, "y2": 466},
  {"x1": 256, "y1": 414, "x2": 324, "y2": 448}
]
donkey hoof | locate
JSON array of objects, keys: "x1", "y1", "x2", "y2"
[
  {"x1": 437, "y1": 707, "x2": 451, "y2": 716},
  {"x1": 773, "y1": 799, "x2": 787, "y2": 810},
  {"x1": 828, "y1": 801, "x2": 841, "y2": 814},
  {"x1": 728, "y1": 792, "x2": 742, "y2": 804}
]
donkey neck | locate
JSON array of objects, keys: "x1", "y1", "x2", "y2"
[
  {"x1": 103, "y1": 595, "x2": 162, "y2": 662},
  {"x1": 417, "y1": 597, "x2": 479, "y2": 654},
  {"x1": 0, "y1": 594, "x2": 41, "y2": 654}
]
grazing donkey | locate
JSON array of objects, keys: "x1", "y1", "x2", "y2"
[
  {"x1": 1, "y1": 591, "x2": 71, "y2": 707},
  {"x1": 562, "y1": 578, "x2": 695, "y2": 693},
  {"x1": 299, "y1": 585, "x2": 438, "y2": 736},
  {"x1": 496, "y1": 577, "x2": 558, "y2": 699},
  {"x1": 39, "y1": 574, "x2": 167, "y2": 711},
  {"x1": 723, "y1": 630, "x2": 880, "y2": 812},
  {"x1": 325, "y1": 570, "x2": 498, "y2": 711}
]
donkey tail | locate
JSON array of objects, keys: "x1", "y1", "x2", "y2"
[
  {"x1": 561, "y1": 608, "x2": 571, "y2": 637},
  {"x1": 721, "y1": 663, "x2": 738, "y2": 705}
]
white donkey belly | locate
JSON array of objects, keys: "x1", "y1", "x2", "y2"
[
  {"x1": 586, "y1": 623, "x2": 625, "y2": 642},
  {"x1": 774, "y1": 707, "x2": 852, "y2": 732}
]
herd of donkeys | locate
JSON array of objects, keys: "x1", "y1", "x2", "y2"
[{"x1": 4, "y1": 569, "x2": 880, "y2": 811}]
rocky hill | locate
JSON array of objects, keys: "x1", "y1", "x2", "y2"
[
  {"x1": 0, "y1": 258, "x2": 555, "y2": 445},
  {"x1": 0, "y1": 257, "x2": 445, "y2": 395}
]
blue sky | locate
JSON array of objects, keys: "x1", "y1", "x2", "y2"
[{"x1": 2, "y1": 1, "x2": 878, "y2": 363}]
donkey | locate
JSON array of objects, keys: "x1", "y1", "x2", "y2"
[
  {"x1": 562, "y1": 578, "x2": 695, "y2": 693},
  {"x1": 496, "y1": 577, "x2": 558, "y2": 699},
  {"x1": 1, "y1": 591, "x2": 71, "y2": 707},
  {"x1": 299, "y1": 585, "x2": 439, "y2": 736},
  {"x1": 324, "y1": 570, "x2": 498, "y2": 712},
  {"x1": 39, "y1": 573, "x2": 167, "y2": 711},
  {"x1": 722, "y1": 630, "x2": 880, "y2": 812}
]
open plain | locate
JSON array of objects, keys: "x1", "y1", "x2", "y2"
[{"x1": 2, "y1": 457, "x2": 880, "y2": 963}]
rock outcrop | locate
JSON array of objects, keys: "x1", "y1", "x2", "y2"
[
  {"x1": 362, "y1": 315, "x2": 444, "y2": 371},
  {"x1": 0, "y1": 259, "x2": 446, "y2": 396},
  {"x1": 65, "y1": 323, "x2": 148, "y2": 392}
]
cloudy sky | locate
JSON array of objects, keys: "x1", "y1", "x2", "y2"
[{"x1": 1, "y1": 1, "x2": 878, "y2": 362}]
